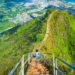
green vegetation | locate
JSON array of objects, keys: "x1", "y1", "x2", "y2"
[
  {"x1": 0, "y1": 22, "x2": 15, "y2": 32},
  {"x1": 0, "y1": 8, "x2": 75, "y2": 74},
  {"x1": 0, "y1": 12, "x2": 48, "y2": 74},
  {"x1": 0, "y1": 2, "x2": 46, "y2": 32},
  {"x1": 0, "y1": 12, "x2": 15, "y2": 32},
  {"x1": 28, "y1": 10, "x2": 46, "y2": 15},
  {"x1": 0, "y1": 9, "x2": 46, "y2": 32},
  {"x1": 40, "y1": 9, "x2": 75, "y2": 74}
]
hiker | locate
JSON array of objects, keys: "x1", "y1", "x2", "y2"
[{"x1": 35, "y1": 49, "x2": 40, "y2": 59}]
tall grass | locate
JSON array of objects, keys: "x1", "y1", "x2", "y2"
[
  {"x1": 40, "y1": 9, "x2": 75, "y2": 74},
  {"x1": 0, "y1": 15, "x2": 48, "y2": 74}
]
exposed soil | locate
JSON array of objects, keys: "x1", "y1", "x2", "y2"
[{"x1": 26, "y1": 11, "x2": 57, "y2": 75}]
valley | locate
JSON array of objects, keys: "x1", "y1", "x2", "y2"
[
  {"x1": 0, "y1": 0, "x2": 75, "y2": 32},
  {"x1": 0, "y1": 1, "x2": 75, "y2": 74}
]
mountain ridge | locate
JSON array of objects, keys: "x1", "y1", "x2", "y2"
[{"x1": 0, "y1": 8, "x2": 75, "y2": 74}]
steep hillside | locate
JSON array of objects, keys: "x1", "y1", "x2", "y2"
[
  {"x1": 0, "y1": 14, "x2": 48, "y2": 74},
  {"x1": 40, "y1": 10, "x2": 75, "y2": 74},
  {"x1": 0, "y1": 8, "x2": 74, "y2": 74}
]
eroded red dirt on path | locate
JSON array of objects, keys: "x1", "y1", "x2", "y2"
[
  {"x1": 26, "y1": 11, "x2": 57, "y2": 75},
  {"x1": 26, "y1": 58, "x2": 49, "y2": 75},
  {"x1": 36, "y1": 11, "x2": 56, "y2": 50}
]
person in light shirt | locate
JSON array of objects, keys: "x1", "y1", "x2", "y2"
[{"x1": 35, "y1": 49, "x2": 40, "y2": 59}]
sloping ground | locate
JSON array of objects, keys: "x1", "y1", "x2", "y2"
[
  {"x1": 0, "y1": 8, "x2": 55, "y2": 74},
  {"x1": 40, "y1": 10, "x2": 75, "y2": 74},
  {"x1": 36, "y1": 11, "x2": 57, "y2": 50},
  {"x1": 26, "y1": 11, "x2": 56, "y2": 75},
  {"x1": 0, "y1": 18, "x2": 47, "y2": 74},
  {"x1": 26, "y1": 58, "x2": 49, "y2": 75}
]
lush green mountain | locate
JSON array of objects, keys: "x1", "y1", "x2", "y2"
[
  {"x1": 0, "y1": 8, "x2": 75, "y2": 74},
  {"x1": 41, "y1": 9, "x2": 75, "y2": 74},
  {"x1": 0, "y1": 12, "x2": 47, "y2": 74}
]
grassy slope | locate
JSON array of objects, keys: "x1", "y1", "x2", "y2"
[
  {"x1": 40, "y1": 10, "x2": 75, "y2": 74},
  {"x1": 0, "y1": 12, "x2": 15, "y2": 32},
  {"x1": 0, "y1": 22, "x2": 15, "y2": 32},
  {"x1": 0, "y1": 8, "x2": 75, "y2": 74},
  {"x1": 0, "y1": 15, "x2": 48, "y2": 74}
]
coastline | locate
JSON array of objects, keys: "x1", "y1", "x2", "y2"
[{"x1": 65, "y1": 0, "x2": 75, "y2": 3}]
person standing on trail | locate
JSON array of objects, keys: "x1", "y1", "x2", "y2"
[{"x1": 35, "y1": 49, "x2": 40, "y2": 59}]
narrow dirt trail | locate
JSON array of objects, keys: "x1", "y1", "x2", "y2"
[
  {"x1": 26, "y1": 58, "x2": 49, "y2": 75},
  {"x1": 26, "y1": 11, "x2": 57, "y2": 75},
  {"x1": 36, "y1": 11, "x2": 57, "y2": 50}
]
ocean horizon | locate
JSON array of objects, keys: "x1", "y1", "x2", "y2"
[{"x1": 65, "y1": 0, "x2": 75, "y2": 3}]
